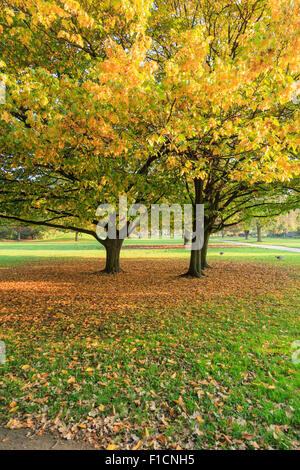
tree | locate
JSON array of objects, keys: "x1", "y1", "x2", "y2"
[
  {"x1": 268, "y1": 209, "x2": 300, "y2": 236},
  {"x1": 232, "y1": 182, "x2": 300, "y2": 243},
  {"x1": 0, "y1": 220, "x2": 43, "y2": 240},
  {"x1": 256, "y1": 220, "x2": 262, "y2": 242},
  {"x1": 144, "y1": 0, "x2": 300, "y2": 276},
  {"x1": 0, "y1": 1, "x2": 299, "y2": 278},
  {"x1": 172, "y1": 176, "x2": 300, "y2": 267},
  {"x1": 0, "y1": 0, "x2": 175, "y2": 273}
]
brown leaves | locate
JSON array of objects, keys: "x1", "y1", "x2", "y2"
[
  {"x1": 0, "y1": 260, "x2": 297, "y2": 331},
  {"x1": 1, "y1": 258, "x2": 299, "y2": 450},
  {"x1": 157, "y1": 434, "x2": 167, "y2": 445}
]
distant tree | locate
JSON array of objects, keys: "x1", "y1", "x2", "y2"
[
  {"x1": 269, "y1": 210, "x2": 300, "y2": 236},
  {"x1": 0, "y1": 222, "x2": 43, "y2": 240}
]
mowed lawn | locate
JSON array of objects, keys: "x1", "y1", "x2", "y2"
[
  {"x1": 0, "y1": 240, "x2": 299, "y2": 450},
  {"x1": 0, "y1": 238, "x2": 299, "y2": 267}
]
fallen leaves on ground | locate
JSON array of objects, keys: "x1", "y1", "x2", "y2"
[
  {"x1": 0, "y1": 259, "x2": 297, "y2": 329},
  {"x1": 0, "y1": 259, "x2": 299, "y2": 450}
]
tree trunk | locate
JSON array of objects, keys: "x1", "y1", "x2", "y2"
[
  {"x1": 185, "y1": 248, "x2": 202, "y2": 277},
  {"x1": 256, "y1": 222, "x2": 262, "y2": 242},
  {"x1": 17, "y1": 227, "x2": 21, "y2": 242},
  {"x1": 75, "y1": 231, "x2": 79, "y2": 242},
  {"x1": 244, "y1": 230, "x2": 249, "y2": 240},
  {"x1": 201, "y1": 230, "x2": 212, "y2": 269},
  {"x1": 103, "y1": 238, "x2": 124, "y2": 274},
  {"x1": 183, "y1": 178, "x2": 204, "y2": 278},
  {"x1": 184, "y1": 234, "x2": 190, "y2": 247}
]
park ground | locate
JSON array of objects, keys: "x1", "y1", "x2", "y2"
[{"x1": 0, "y1": 237, "x2": 299, "y2": 450}]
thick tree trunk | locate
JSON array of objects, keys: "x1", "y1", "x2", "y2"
[
  {"x1": 103, "y1": 238, "x2": 124, "y2": 274},
  {"x1": 201, "y1": 230, "x2": 212, "y2": 269},
  {"x1": 185, "y1": 248, "x2": 202, "y2": 277},
  {"x1": 182, "y1": 178, "x2": 204, "y2": 278},
  {"x1": 256, "y1": 222, "x2": 262, "y2": 242}
]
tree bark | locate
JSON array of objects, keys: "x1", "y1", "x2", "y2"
[
  {"x1": 183, "y1": 178, "x2": 204, "y2": 278},
  {"x1": 201, "y1": 229, "x2": 212, "y2": 269},
  {"x1": 244, "y1": 230, "x2": 249, "y2": 240},
  {"x1": 256, "y1": 221, "x2": 262, "y2": 242},
  {"x1": 185, "y1": 248, "x2": 202, "y2": 277},
  {"x1": 75, "y1": 231, "x2": 79, "y2": 242},
  {"x1": 102, "y1": 238, "x2": 124, "y2": 274}
]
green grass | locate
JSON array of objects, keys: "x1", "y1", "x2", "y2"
[
  {"x1": 0, "y1": 240, "x2": 299, "y2": 269},
  {"x1": 10, "y1": 228, "x2": 300, "y2": 248},
  {"x1": 1, "y1": 288, "x2": 299, "y2": 449},
  {"x1": 0, "y1": 240, "x2": 299, "y2": 449}
]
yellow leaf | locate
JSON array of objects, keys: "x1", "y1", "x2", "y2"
[
  {"x1": 107, "y1": 444, "x2": 118, "y2": 450},
  {"x1": 132, "y1": 440, "x2": 142, "y2": 450}
]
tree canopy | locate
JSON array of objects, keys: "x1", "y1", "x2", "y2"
[{"x1": 0, "y1": 0, "x2": 299, "y2": 275}]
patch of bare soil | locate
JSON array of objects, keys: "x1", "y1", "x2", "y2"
[{"x1": 0, "y1": 427, "x2": 95, "y2": 450}]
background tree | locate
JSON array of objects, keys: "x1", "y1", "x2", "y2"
[
  {"x1": 256, "y1": 220, "x2": 262, "y2": 242},
  {"x1": 268, "y1": 209, "x2": 300, "y2": 237},
  {"x1": 0, "y1": 219, "x2": 43, "y2": 240}
]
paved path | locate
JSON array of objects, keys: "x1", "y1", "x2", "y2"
[
  {"x1": 0, "y1": 427, "x2": 95, "y2": 450},
  {"x1": 220, "y1": 240, "x2": 300, "y2": 253}
]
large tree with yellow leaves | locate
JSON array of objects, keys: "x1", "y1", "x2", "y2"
[
  {"x1": 0, "y1": 0, "x2": 299, "y2": 276},
  {"x1": 0, "y1": 0, "x2": 174, "y2": 273},
  {"x1": 145, "y1": 0, "x2": 299, "y2": 276}
]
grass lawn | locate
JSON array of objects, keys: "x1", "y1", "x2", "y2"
[
  {"x1": 0, "y1": 241, "x2": 299, "y2": 449},
  {"x1": 9, "y1": 230, "x2": 300, "y2": 247},
  {"x1": 0, "y1": 239, "x2": 299, "y2": 268}
]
